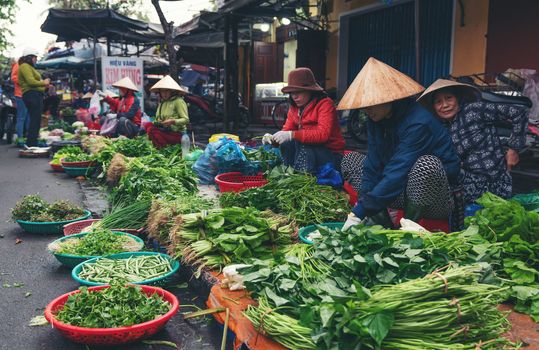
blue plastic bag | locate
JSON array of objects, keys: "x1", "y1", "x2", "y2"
[
  {"x1": 316, "y1": 162, "x2": 343, "y2": 187},
  {"x1": 215, "y1": 138, "x2": 247, "y2": 173},
  {"x1": 192, "y1": 139, "x2": 227, "y2": 184}
]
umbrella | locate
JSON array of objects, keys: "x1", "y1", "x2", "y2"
[{"x1": 41, "y1": 8, "x2": 149, "y2": 84}]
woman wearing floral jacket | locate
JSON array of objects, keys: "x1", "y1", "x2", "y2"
[{"x1": 418, "y1": 79, "x2": 529, "y2": 205}]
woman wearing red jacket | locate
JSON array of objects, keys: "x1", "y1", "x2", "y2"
[
  {"x1": 266, "y1": 68, "x2": 345, "y2": 173},
  {"x1": 102, "y1": 77, "x2": 141, "y2": 138}
]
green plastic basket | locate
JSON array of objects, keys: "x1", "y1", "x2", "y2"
[
  {"x1": 16, "y1": 210, "x2": 92, "y2": 235},
  {"x1": 63, "y1": 166, "x2": 95, "y2": 177},
  {"x1": 71, "y1": 252, "x2": 180, "y2": 287},
  {"x1": 298, "y1": 222, "x2": 344, "y2": 245},
  {"x1": 49, "y1": 231, "x2": 145, "y2": 268}
]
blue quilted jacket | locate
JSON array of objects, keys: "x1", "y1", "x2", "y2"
[{"x1": 352, "y1": 99, "x2": 459, "y2": 218}]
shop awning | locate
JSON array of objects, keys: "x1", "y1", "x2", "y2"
[
  {"x1": 35, "y1": 56, "x2": 93, "y2": 70},
  {"x1": 41, "y1": 8, "x2": 149, "y2": 41}
]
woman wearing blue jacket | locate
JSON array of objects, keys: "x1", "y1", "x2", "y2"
[{"x1": 339, "y1": 58, "x2": 460, "y2": 230}]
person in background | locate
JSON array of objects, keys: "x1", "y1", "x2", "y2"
[
  {"x1": 263, "y1": 67, "x2": 345, "y2": 174},
  {"x1": 100, "y1": 77, "x2": 141, "y2": 138},
  {"x1": 72, "y1": 90, "x2": 87, "y2": 109},
  {"x1": 11, "y1": 57, "x2": 30, "y2": 140},
  {"x1": 417, "y1": 79, "x2": 529, "y2": 205},
  {"x1": 144, "y1": 75, "x2": 189, "y2": 148},
  {"x1": 339, "y1": 57, "x2": 459, "y2": 230},
  {"x1": 43, "y1": 78, "x2": 60, "y2": 118},
  {"x1": 18, "y1": 47, "x2": 50, "y2": 147}
]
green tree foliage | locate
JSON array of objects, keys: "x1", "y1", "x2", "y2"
[
  {"x1": 0, "y1": 0, "x2": 27, "y2": 54},
  {"x1": 48, "y1": 0, "x2": 148, "y2": 21}
]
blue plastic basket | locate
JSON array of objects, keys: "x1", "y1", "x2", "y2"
[
  {"x1": 298, "y1": 222, "x2": 344, "y2": 244},
  {"x1": 71, "y1": 251, "x2": 180, "y2": 287},
  {"x1": 16, "y1": 210, "x2": 92, "y2": 235},
  {"x1": 63, "y1": 166, "x2": 96, "y2": 177},
  {"x1": 49, "y1": 231, "x2": 144, "y2": 268}
]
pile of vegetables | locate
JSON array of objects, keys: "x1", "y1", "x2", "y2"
[
  {"x1": 62, "y1": 152, "x2": 95, "y2": 163},
  {"x1": 49, "y1": 229, "x2": 141, "y2": 256},
  {"x1": 77, "y1": 255, "x2": 173, "y2": 284},
  {"x1": 48, "y1": 119, "x2": 75, "y2": 133},
  {"x1": 146, "y1": 197, "x2": 214, "y2": 245},
  {"x1": 110, "y1": 153, "x2": 198, "y2": 205},
  {"x1": 311, "y1": 264, "x2": 514, "y2": 350},
  {"x1": 242, "y1": 146, "x2": 280, "y2": 162},
  {"x1": 54, "y1": 280, "x2": 171, "y2": 328},
  {"x1": 220, "y1": 167, "x2": 350, "y2": 226},
  {"x1": 11, "y1": 195, "x2": 85, "y2": 222},
  {"x1": 466, "y1": 192, "x2": 539, "y2": 321},
  {"x1": 50, "y1": 147, "x2": 84, "y2": 166},
  {"x1": 245, "y1": 265, "x2": 516, "y2": 350},
  {"x1": 169, "y1": 207, "x2": 296, "y2": 274}
]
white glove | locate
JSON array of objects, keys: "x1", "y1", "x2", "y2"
[
  {"x1": 272, "y1": 130, "x2": 293, "y2": 145},
  {"x1": 106, "y1": 113, "x2": 117, "y2": 119},
  {"x1": 262, "y1": 133, "x2": 273, "y2": 145},
  {"x1": 342, "y1": 212, "x2": 364, "y2": 231}
]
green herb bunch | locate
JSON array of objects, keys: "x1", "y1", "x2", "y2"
[
  {"x1": 51, "y1": 146, "x2": 84, "y2": 165},
  {"x1": 63, "y1": 153, "x2": 95, "y2": 162},
  {"x1": 54, "y1": 229, "x2": 138, "y2": 256},
  {"x1": 11, "y1": 195, "x2": 85, "y2": 222},
  {"x1": 220, "y1": 167, "x2": 350, "y2": 226},
  {"x1": 55, "y1": 280, "x2": 171, "y2": 328}
]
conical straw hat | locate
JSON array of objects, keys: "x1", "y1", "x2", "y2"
[
  {"x1": 337, "y1": 57, "x2": 425, "y2": 110},
  {"x1": 82, "y1": 92, "x2": 93, "y2": 99},
  {"x1": 112, "y1": 77, "x2": 138, "y2": 92},
  {"x1": 417, "y1": 79, "x2": 480, "y2": 106},
  {"x1": 150, "y1": 75, "x2": 188, "y2": 94}
]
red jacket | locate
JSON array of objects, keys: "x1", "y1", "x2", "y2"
[
  {"x1": 282, "y1": 97, "x2": 345, "y2": 153},
  {"x1": 104, "y1": 91, "x2": 142, "y2": 126}
]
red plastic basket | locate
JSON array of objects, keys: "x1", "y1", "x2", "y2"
[
  {"x1": 44, "y1": 285, "x2": 179, "y2": 346},
  {"x1": 214, "y1": 172, "x2": 268, "y2": 192},
  {"x1": 63, "y1": 220, "x2": 145, "y2": 237},
  {"x1": 60, "y1": 158, "x2": 96, "y2": 168},
  {"x1": 63, "y1": 219, "x2": 100, "y2": 236},
  {"x1": 49, "y1": 162, "x2": 65, "y2": 172}
]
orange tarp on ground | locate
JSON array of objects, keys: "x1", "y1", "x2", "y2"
[{"x1": 206, "y1": 271, "x2": 287, "y2": 350}]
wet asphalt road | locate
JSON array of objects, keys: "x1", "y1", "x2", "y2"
[{"x1": 0, "y1": 144, "x2": 225, "y2": 350}]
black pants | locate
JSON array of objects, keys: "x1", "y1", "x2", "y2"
[
  {"x1": 22, "y1": 90, "x2": 44, "y2": 147},
  {"x1": 280, "y1": 140, "x2": 342, "y2": 174}
]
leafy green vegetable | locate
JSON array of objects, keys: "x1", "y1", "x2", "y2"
[
  {"x1": 11, "y1": 195, "x2": 85, "y2": 222},
  {"x1": 52, "y1": 229, "x2": 140, "y2": 256},
  {"x1": 54, "y1": 280, "x2": 171, "y2": 328},
  {"x1": 169, "y1": 208, "x2": 296, "y2": 275},
  {"x1": 51, "y1": 146, "x2": 84, "y2": 165},
  {"x1": 220, "y1": 167, "x2": 350, "y2": 226},
  {"x1": 467, "y1": 192, "x2": 539, "y2": 243}
]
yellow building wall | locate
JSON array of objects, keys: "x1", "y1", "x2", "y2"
[{"x1": 451, "y1": 0, "x2": 489, "y2": 76}]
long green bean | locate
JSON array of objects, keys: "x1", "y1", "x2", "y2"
[{"x1": 78, "y1": 255, "x2": 173, "y2": 283}]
